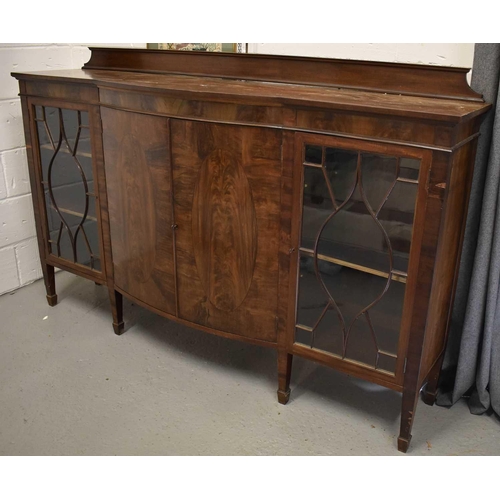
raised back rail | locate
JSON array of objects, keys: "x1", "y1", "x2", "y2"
[{"x1": 83, "y1": 47, "x2": 483, "y2": 102}]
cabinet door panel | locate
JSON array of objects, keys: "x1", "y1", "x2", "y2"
[
  {"x1": 172, "y1": 120, "x2": 282, "y2": 342},
  {"x1": 102, "y1": 108, "x2": 176, "y2": 315},
  {"x1": 33, "y1": 103, "x2": 102, "y2": 273},
  {"x1": 294, "y1": 134, "x2": 428, "y2": 382}
]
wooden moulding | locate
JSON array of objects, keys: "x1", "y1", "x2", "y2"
[
  {"x1": 24, "y1": 80, "x2": 98, "y2": 104},
  {"x1": 97, "y1": 87, "x2": 476, "y2": 150},
  {"x1": 83, "y1": 47, "x2": 483, "y2": 102}
]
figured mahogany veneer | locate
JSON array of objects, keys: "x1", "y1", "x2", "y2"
[{"x1": 13, "y1": 48, "x2": 491, "y2": 453}]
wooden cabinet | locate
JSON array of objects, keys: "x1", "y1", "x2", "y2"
[{"x1": 13, "y1": 48, "x2": 491, "y2": 452}]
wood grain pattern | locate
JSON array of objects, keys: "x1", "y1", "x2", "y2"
[
  {"x1": 420, "y1": 138, "x2": 480, "y2": 392},
  {"x1": 99, "y1": 88, "x2": 285, "y2": 128},
  {"x1": 13, "y1": 68, "x2": 490, "y2": 123},
  {"x1": 172, "y1": 120, "x2": 282, "y2": 342},
  {"x1": 13, "y1": 49, "x2": 492, "y2": 453},
  {"x1": 83, "y1": 47, "x2": 482, "y2": 101},
  {"x1": 23, "y1": 80, "x2": 98, "y2": 103},
  {"x1": 192, "y1": 148, "x2": 257, "y2": 312},
  {"x1": 87, "y1": 102, "x2": 124, "y2": 332},
  {"x1": 21, "y1": 91, "x2": 57, "y2": 305},
  {"x1": 295, "y1": 110, "x2": 455, "y2": 149},
  {"x1": 101, "y1": 107, "x2": 176, "y2": 315},
  {"x1": 398, "y1": 178, "x2": 444, "y2": 452}
]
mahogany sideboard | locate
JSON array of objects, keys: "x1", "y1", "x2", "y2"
[{"x1": 13, "y1": 48, "x2": 490, "y2": 452}]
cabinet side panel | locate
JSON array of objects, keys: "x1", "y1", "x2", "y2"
[
  {"x1": 171, "y1": 120, "x2": 282, "y2": 342},
  {"x1": 101, "y1": 107, "x2": 176, "y2": 314},
  {"x1": 419, "y1": 140, "x2": 478, "y2": 386}
]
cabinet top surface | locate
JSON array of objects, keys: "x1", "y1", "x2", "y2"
[{"x1": 12, "y1": 48, "x2": 491, "y2": 123}]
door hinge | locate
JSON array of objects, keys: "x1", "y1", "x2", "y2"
[{"x1": 403, "y1": 357, "x2": 408, "y2": 374}]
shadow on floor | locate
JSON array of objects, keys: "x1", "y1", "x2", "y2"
[{"x1": 58, "y1": 275, "x2": 403, "y2": 428}]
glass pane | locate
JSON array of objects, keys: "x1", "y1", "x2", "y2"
[
  {"x1": 399, "y1": 157, "x2": 420, "y2": 181},
  {"x1": 377, "y1": 353, "x2": 398, "y2": 374},
  {"x1": 295, "y1": 253, "x2": 404, "y2": 373},
  {"x1": 305, "y1": 145, "x2": 322, "y2": 164},
  {"x1": 301, "y1": 166, "x2": 334, "y2": 250},
  {"x1": 77, "y1": 123, "x2": 92, "y2": 159},
  {"x1": 317, "y1": 183, "x2": 392, "y2": 274},
  {"x1": 379, "y1": 180, "x2": 418, "y2": 273},
  {"x1": 325, "y1": 147, "x2": 358, "y2": 205},
  {"x1": 296, "y1": 254, "x2": 344, "y2": 356},
  {"x1": 44, "y1": 107, "x2": 60, "y2": 144},
  {"x1": 36, "y1": 106, "x2": 100, "y2": 270},
  {"x1": 295, "y1": 327, "x2": 312, "y2": 346},
  {"x1": 61, "y1": 108, "x2": 79, "y2": 152},
  {"x1": 360, "y1": 153, "x2": 398, "y2": 213},
  {"x1": 296, "y1": 142, "x2": 420, "y2": 375}
]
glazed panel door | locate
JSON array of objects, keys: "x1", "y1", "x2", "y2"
[
  {"x1": 30, "y1": 99, "x2": 104, "y2": 278},
  {"x1": 292, "y1": 133, "x2": 431, "y2": 386},
  {"x1": 171, "y1": 120, "x2": 282, "y2": 342}
]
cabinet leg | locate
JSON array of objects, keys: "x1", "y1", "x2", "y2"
[
  {"x1": 398, "y1": 388, "x2": 420, "y2": 453},
  {"x1": 109, "y1": 289, "x2": 124, "y2": 335},
  {"x1": 42, "y1": 263, "x2": 57, "y2": 306},
  {"x1": 421, "y1": 353, "x2": 444, "y2": 406},
  {"x1": 277, "y1": 351, "x2": 293, "y2": 405}
]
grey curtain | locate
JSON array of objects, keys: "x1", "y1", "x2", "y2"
[{"x1": 437, "y1": 43, "x2": 500, "y2": 416}]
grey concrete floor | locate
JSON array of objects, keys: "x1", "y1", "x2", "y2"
[{"x1": 1, "y1": 271, "x2": 499, "y2": 455}]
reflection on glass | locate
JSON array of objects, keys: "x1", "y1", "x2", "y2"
[
  {"x1": 378, "y1": 181, "x2": 418, "y2": 273},
  {"x1": 305, "y1": 145, "x2": 322, "y2": 164},
  {"x1": 35, "y1": 105, "x2": 100, "y2": 270},
  {"x1": 301, "y1": 166, "x2": 334, "y2": 250},
  {"x1": 296, "y1": 253, "x2": 403, "y2": 372},
  {"x1": 295, "y1": 144, "x2": 420, "y2": 374},
  {"x1": 399, "y1": 158, "x2": 420, "y2": 181}
]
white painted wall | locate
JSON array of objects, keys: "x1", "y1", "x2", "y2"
[
  {"x1": 247, "y1": 43, "x2": 475, "y2": 68},
  {"x1": 0, "y1": 43, "x2": 475, "y2": 295}
]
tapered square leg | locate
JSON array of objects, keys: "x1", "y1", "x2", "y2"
[
  {"x1": 277, "y1": 351, "x2": 293, "y2": 405},
  {"x1": 42, "y1": 263, "x2": 57, "y2": 307},
  {"x1": 398, "y1": 387, "x2": 420, "y2": 453},
  {"x1": 398, "y1": 435, "x2": 412, "y2": 453},
  {"x1": 109, "y1": 289, "x2": 124, "y2": 335},
  {"x1": 421, "y1": 386, "x2": 438, "y2": 406}
]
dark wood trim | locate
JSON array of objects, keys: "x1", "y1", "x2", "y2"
[
  {"x1": 26, "y1": 98, "x2": 52, "y2": 260},
  {"x1": 97, "y1": 100, "x2": 460, "y2": 152},
  {"x1": 398, "y1": 150, "x2": 448, "y2": 451},
  {"x1": 83, "y1": 47, "x2": 482, "y2": 102},
  {"x1": 277, "y1": 129, "x2": 294, "y2": 350},
  {"x1": 293, "y1": 131, "x2": 433, "y2": 159},
  {"x1": 292, "y1": 343, "x2": 403, "y2": 393},
  {"x1": 18, "y1": 92, "x2": 100, "y2": 107},
  {"x1": 394, "y1": 149, "x2": 434, "y2": 386},
  {"x1": 88, "y1": 104, "x2": 107, "y2": 282},
  {"x1": 14, "y1": 68, "x2": 490, "y2": 124},
  {"x1": 115, "y1": 286, "x2": 278, "y2": 349},
  {"x1": 46, "y1": 255, "x2": 106, "y2": 284},
  {"x1": 166, "y1": 117, "x2": 179, "y2": 318}
]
